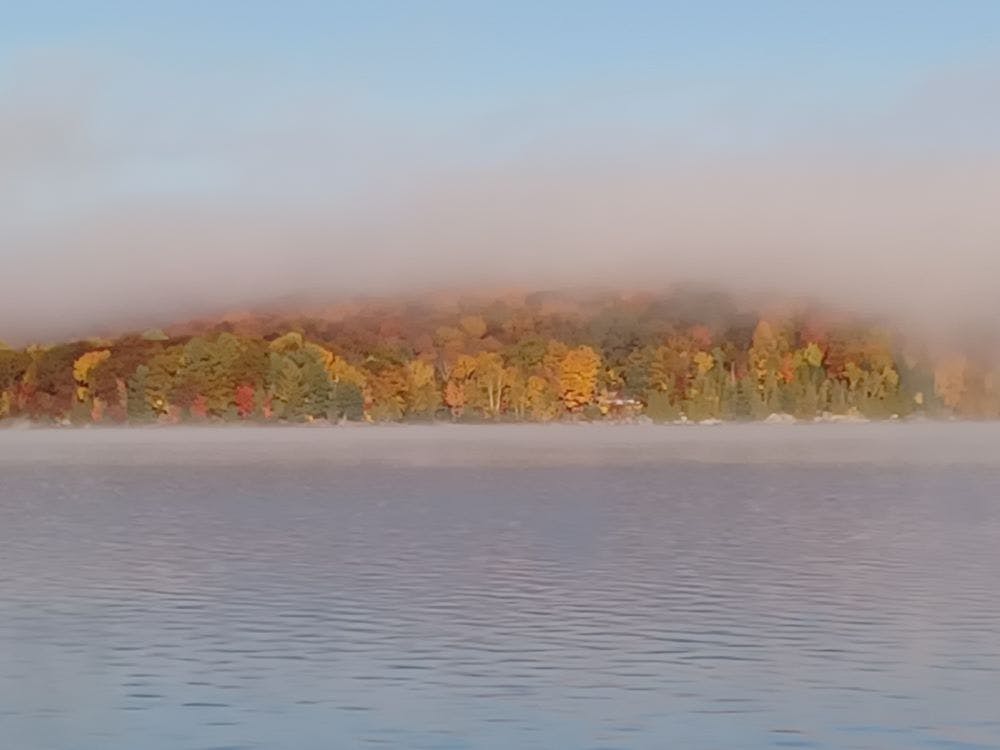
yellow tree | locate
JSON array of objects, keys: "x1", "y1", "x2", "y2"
[
  {"x1": 72, "y1": 350, "x2": 111, "y2": 404},
  {"x1": 693, "y1": 350, "x2": 714, "y2": 376},
  {"x1": 647, "y1": 340, "x2": 692, "y2": 408},
  {"x1": 685, "y1": 349, "x2": 720, "y2": 420},
  {"x1": 802, "y1": 341, "x2": 824, "y2": 368},
  {"x1": 443, "y1": 380, "x2": 466, "y2": 419},
  {"x1": 748, "y1": 320, "x2": 791, "y2": 408},
  {"x1": 443, "y1": 354, "x2": 476, "y2": 418},
  {"x1": 748, "y1": 321, "x2": 786, "y2": 383},
  {"x1": 934, "y1": 356, "x2": 966, "y2": 410},
  {"x1": 526, "y1": 374, "x2": 561, "y2": 421},
  {"x1": 366, "y1": 364, "x2": 408, "y2": 421},
  {"x1": 543, "y1": 340, "x2": 569, "y2": 377},
  {"x1": 470, "y1": 351, "x2": 506, "y2": 417},
  {"x1": 329, "y1": 356, "x2": 366, "y2": 389},
  {"x1": 405, "y1": 359, "x2": 440, "y2": 417},
  {"x1": 558, "y1": 345, "x2": 601, "y2": 412},
  {"x1": 504, "y1": 367, "x2": 528, "y2": 420}
]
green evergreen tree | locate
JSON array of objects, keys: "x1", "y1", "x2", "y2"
[
  {"x1": 330, "y1": 381, "x2": 365, "y2": 421},
  {"x1": 732, "y1": 378, "x2": 753, "y2": 419},
  {"x1": 181, "y1": 335, "x2": 242, "y2": 416},
  {"x1": 127, "y1": 365, "x2": 154, "y2": 422},
  {"x1": 267, "y1": 352, "x2": 307, "y2": 420},
  {"x1": 719, "y1": 376, "x2": 738, "y2": 420},
  {"x1": 763, "y1": 372, "x2": 783, "y2": 415},
  {"x1": 793, "y1": 380, "x2": 819, "y2": 419},
  {"x1": 830, "y1": 380, "x2": 849, "y2": 415},
  {"x1": 644, "y1": 389, "x2": 680, "y2": 422},
  {"x1": 298, "y1": 354, "x2": 333, "y2": 419}
]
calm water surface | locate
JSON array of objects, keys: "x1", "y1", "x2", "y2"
[{"x1": 1, "y1": 424, "x2": 999, "y2": 749}]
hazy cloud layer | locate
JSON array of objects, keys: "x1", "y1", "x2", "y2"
[{"x1": 2, "y1": 50, "x2": 999, "y2": 343}]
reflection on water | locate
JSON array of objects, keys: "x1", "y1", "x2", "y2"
[{"x1": 1, "y1": 425, "x2": 999, "y2": 749}]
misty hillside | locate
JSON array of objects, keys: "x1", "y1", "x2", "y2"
[{"x1": 2, "y1": 287, "x2": 997, "y2": 424}]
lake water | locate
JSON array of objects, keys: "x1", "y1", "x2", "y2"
[{"x1": 1, "y1": 424, "x2": 999, "y2": 750}]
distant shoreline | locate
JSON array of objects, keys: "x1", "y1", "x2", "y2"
[{"x1": 0, "y1": 414, "x2": 976, "y2": 430}]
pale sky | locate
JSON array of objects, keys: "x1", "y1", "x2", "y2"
[{"x1": 2, "y1": 1, "x2": 999, "y2": 341}]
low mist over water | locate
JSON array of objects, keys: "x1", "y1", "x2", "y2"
[
  {"x1": 2, "y1": 425, "x2": 999, "y2": 749},
  {"x1": 3, "y1": 422, "x2": 1000, "y2": 467}
]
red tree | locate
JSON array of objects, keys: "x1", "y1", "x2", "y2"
[{"x1": 235, "y1": 384, "x2": 255, "y2": 418}]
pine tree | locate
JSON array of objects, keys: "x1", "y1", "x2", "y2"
[
  {"x1": 126, "y1": 365, "x2": 154, "y2": 422},
  {"x1": 330, "y1": 381, "x2": 364, "y2": 421}
]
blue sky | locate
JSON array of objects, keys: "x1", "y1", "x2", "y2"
[
  {"x1": 1, "y1": 2, "x2": 999, "y2": 339},
  {"x1": 4, "y1": 1, "x2": 997, "y2": 151},
  {"x1": 5, "y1": 2, "x2": 997, "y2": 90}
]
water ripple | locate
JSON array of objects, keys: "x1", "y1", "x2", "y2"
[{"x1": 1, "y1": 426, "x2": 999, "y2": 749}]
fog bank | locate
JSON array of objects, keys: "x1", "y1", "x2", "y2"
[{"x1": 2, "y1": 19, "x2": 999, "y2": 343}]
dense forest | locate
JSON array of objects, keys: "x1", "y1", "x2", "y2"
[{"x1": 1, "y1": 289, "x2": 997, "y2": 425}]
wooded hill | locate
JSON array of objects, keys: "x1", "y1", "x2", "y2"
[{"x1": 1, "y1": 288, "x2": 996, "y2": 424}]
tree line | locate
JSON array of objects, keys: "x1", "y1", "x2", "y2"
[{"x1": 1, "y1": 291, "x2": 996, "y2": 424}]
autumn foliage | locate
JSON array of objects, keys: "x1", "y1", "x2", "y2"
[{"x1": 1, "y1": 289, "x2": 997, "y2": 424}]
